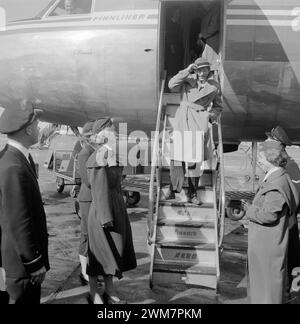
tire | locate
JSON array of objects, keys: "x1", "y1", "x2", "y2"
[
  {"x1": 126, "y1": 191, "x2": 141, "y2": 207},
  {"x1": 122, "y1": 191, "x2": 141, "y2": 207},
  {"x1": 226, "y1": 206, "x2": 246, "y2": 221},
  {"x1": 56, "y1": 177, "x2": 65, "y2": 193}
]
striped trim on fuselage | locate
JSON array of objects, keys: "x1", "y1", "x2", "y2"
[{"x1": 227, "y1": 6, "x2": 300, "y2": 27}]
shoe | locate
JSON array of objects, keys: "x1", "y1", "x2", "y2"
[
  {"x1": 79, "y1": 273, "x2": 89, "y2": 286},
  {"x1": 188, "y1": 191, "x2": 202, "y2": 205},
  {"x1": 102, "y1": 292, "x2": 127, "y2": 304},
  {"x1": 0, "y1": 291, "x2": 9, "y2": 304},
  {"x1": 190, "y1": 196, "x2": 202, "y2": 205},
  {"x1": 86, "y1": 293, "x2": 94, "y2": 304},
  {"x1": 164, "y1": 188, "x2": 175, "y2": 200}
]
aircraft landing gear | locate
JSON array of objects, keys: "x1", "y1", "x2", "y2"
[
  {"x1": 225, "y1": 199, "x2": 247, "y2": 221},
  {"x1": 123, "y1": 191, "x2": 141, "y2": 207},
  {"x1": 226, "y1": 206, "x2": 246, "y2": 221}
]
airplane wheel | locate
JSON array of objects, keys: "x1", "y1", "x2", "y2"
[
  {"x1": 127, "y1": 191, "x2": 141, "y2": 207},
  {"x1": 56, "y1": 177, "x2": 65, "y2": 193},
  {"x1": 226, "y1": 207, "x2": 246, "y2": 221}
]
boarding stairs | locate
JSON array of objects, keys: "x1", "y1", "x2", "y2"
[{"x1": 147, "y1": 74, "x2": 226, "y2": 292}]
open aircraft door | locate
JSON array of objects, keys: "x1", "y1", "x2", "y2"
[{"x1": 157, "y1": 0, "x2": 226, "y2": 87}]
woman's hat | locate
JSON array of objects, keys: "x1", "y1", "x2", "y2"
[{"x1": 92, "y1": 117, "x2": 113, "y2": 135}]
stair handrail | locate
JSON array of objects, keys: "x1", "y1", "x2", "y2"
[
  {"x1": 147, "y1": 71, "x2": 166, "y2": 242},
  {"x1": 216, "y1": 116, "x2": 226, "y2": 248}
]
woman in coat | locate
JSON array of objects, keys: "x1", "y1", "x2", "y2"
[
  {"x1": 166, "y1": 57, "x2": 223, "y2": 204},
  {"x1": 245, "y1": 140, "x2": 299, "y2": 304},
  {"x1": 86, "y1": 118, "x2": 136, "y2": 304}
]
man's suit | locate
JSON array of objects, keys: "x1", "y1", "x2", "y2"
[{"x1": 0, "y1": 145, "x2": 49, "y2": 304}]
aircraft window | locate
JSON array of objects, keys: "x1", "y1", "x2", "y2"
[
  {"x1": 94, "y1": 0, "x2": 158, "y2": 12},
  {"x1": 48, "y1": 0, "x2": 92, "y2": 16}
]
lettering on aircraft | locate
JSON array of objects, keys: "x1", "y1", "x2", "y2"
[
  {"x1": 0, "y1": 6, "x2": 6, "y2": 32},
  {"x1": 292, "y1": 7, "x2": 300, "y2": 32},
  {"x1": 91, "y1": 10, "x2": 158, "y2": 25},
  {"x1": 92, "y1": 13, "x2": 147, "y2": 22}
]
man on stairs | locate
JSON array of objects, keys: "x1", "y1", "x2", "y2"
[{"x1": 166, "y1": 57, "x2": 223, "y2": 204}]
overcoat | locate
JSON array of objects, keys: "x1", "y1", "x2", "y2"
[
  {"x1": 285, "y1": 157, "x2": 300, "y2": 281},
  {"x1": 86, "y1": 150, "x2": 136, "y2": 278},
  {"x1": 77, "y1": 143, "x2": 94, "y2": 257},
  {"x1": 246, "y1": 168, "x2": 299, "y2": 304},
  {"x1": 0, "y1": 145, "x2": 49, "y2": 279},
  {"x1": 168, "y1": 68, "x2": 222, "y2": 163}
]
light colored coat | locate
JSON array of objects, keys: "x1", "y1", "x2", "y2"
[
  {"x1": 168, "y1": 68, "x2": 222, "y2": 163},
  {"x1": 246, "y1": 168, "x2": 299, "y2": 304}
]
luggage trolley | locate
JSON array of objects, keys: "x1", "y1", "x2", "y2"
[{"x1": 53, "y1": 147, "x2": 81, "y2": 198}]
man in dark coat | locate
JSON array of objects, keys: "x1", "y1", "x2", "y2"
[
  {"x1": 78, "y1": 121, "x2": 94, "y2": 284},
  {"x1": 265, "y1": 126, "x2": 300, "y2": 292},
  {"x1": 0, "y1": 103, "x2": 49, "y2": 304},
  {"x1": 246, "y1": 141, "x2": 299, "y2": 303}
]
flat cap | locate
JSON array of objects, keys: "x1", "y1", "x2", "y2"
[
  {"x1": 265, "y1": 126, "x2": 292, "y2": 146},
  {"x1": 193, "y1": 57, "x2": 211, "y2": 69},
  {"x1": 0, "y1": 101, "x2": 40, "y2": 135}
]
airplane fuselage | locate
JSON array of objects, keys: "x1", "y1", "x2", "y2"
[{"x1": 1, "y1": 0, "x2": 300, "y2": 143}]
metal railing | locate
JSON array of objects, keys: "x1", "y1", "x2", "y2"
[
  {"x1": 216, "y1": 116, "x2": 226, "y2": 248},
  {"x1": 147, "y1": 71, "x2": 166, "y2": 243}
]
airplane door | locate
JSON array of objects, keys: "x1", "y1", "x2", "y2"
[{"x1": 158, "y1": 0, "x2": 224, "y2": 84}]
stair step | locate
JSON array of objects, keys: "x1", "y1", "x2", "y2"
[
  {"x1": 157, "y1": 219, "x2": 215, "y2": 227},
  {"x1": 160, "y1": 186, "x2": 214, "y2": 204},
  {"x1": 161, "y1": 169, "x2": 214, "y2": 187},
  {"x1": 158, "y1": 202, "x2": 215, "y2": 222},
  {"x1": 152, "y1": 269, "x2": 217, "y2": 289},
  {"x1": 156, "y1": 241, "x2": 215, "y2": 250},
  {"x1": 159, "y1": 201, "x2": 214, "y2": 208},
  {"x1": 153, "y1": 262, "x2": 217, "y2": 275},
  {"x1": 156, "y1": 221, "x2": 215, "y2": 244},
  {"x1": 153, "y1": 243, "x2": 216, "y2": 267}
]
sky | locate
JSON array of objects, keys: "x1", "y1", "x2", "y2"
[{"x1": 0, "y1": 0, "x2": 50, "y2": 22}]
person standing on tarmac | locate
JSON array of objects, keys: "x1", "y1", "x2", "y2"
[
  {"x1": 77, "y1": 121, "x2": 95, "y2": 285},
  {"x1": 265, "y1": 126, "x2": 300, "y2": 293},
  {"x1": 0, "y1": 103, "x2": 49, "y2": 304},
  {"x1": 245, "y1": 140, "x2": 299, "y2": 303},
  {"x1": 85, "y1": 118, "x2": 136, "y2": 304}
]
